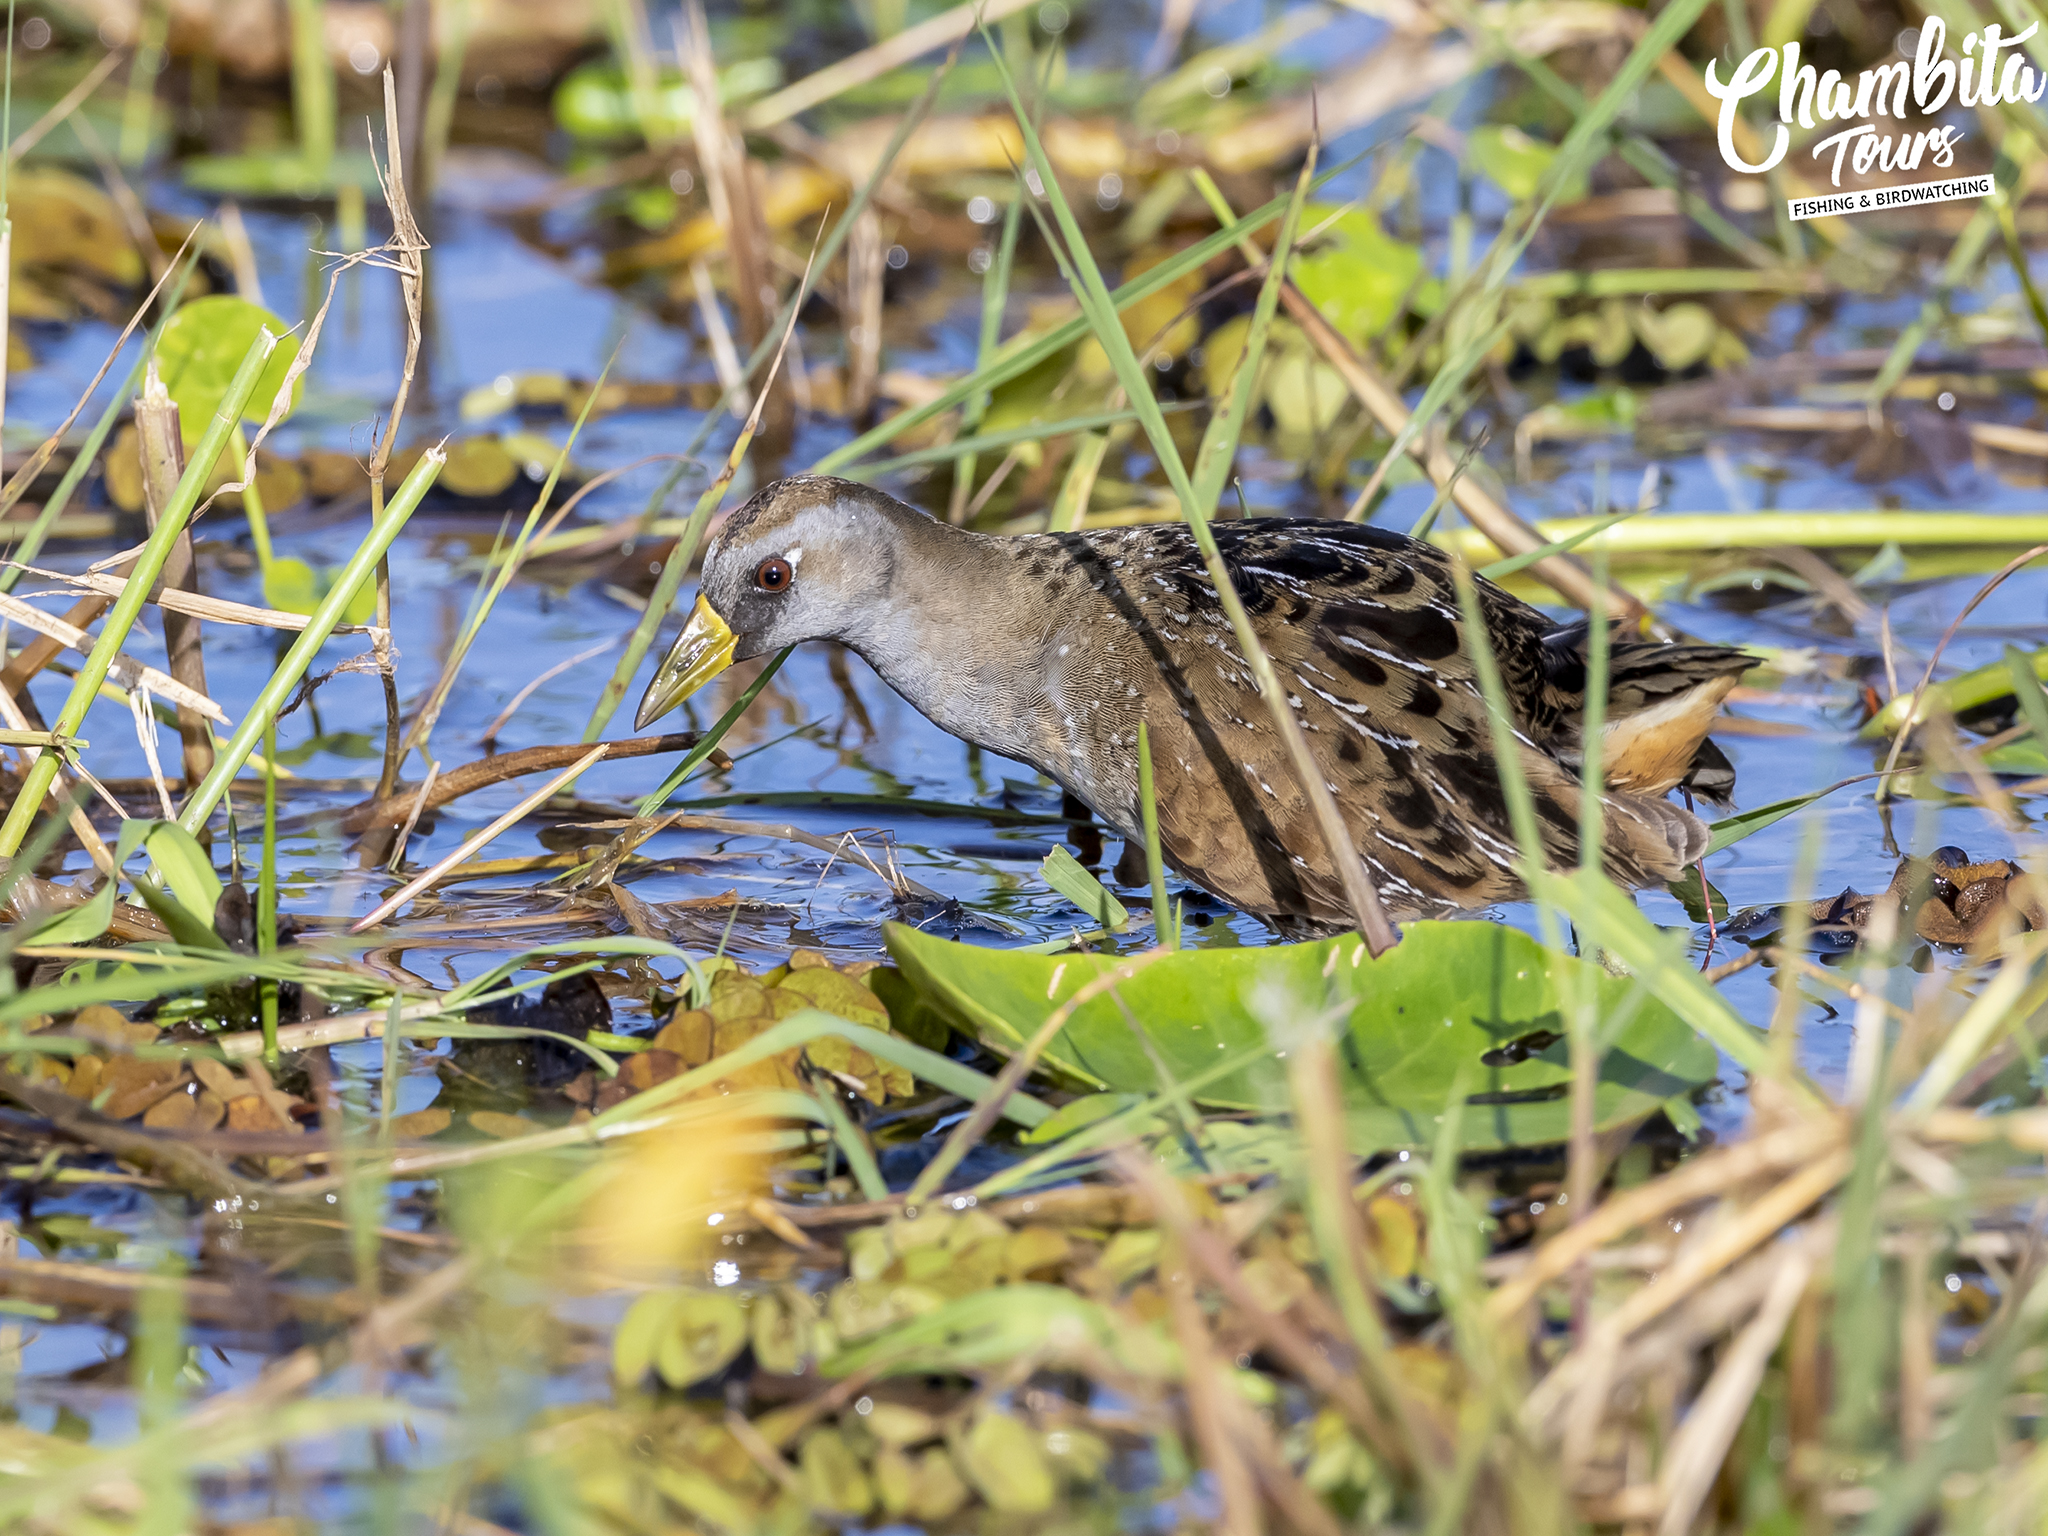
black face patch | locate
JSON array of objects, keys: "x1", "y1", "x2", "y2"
[{"x1": 723, "y1": 586, "x2": 787, "y2": 639}]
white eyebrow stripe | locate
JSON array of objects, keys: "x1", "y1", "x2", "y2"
[{"x1": 786, "y1": 547, "x2": 804, "y2": 565}]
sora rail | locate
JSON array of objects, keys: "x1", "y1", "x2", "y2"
[{"x1": 636, "y1": 475, "x2": 1751, "y2": 924}]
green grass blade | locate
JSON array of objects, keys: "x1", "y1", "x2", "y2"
[
  {"x1": 1136, "y1": 720, "x2": 1174, "y2": 950},
  {"x1": 632, "y1": 646, "x2": 791, "y2": 816},
  {"x1": 852, "y1": 402, "x2": 1161, "y2": 479},
  {"x1": 1476, "y1": 502, "x2": 1645, "y2": 580},
  {"x1": 0, "y1": 327, "x2": 280, "y2": 855},
  {"x1": 178, "y1": 444, "x2": 447, "y2": 833},
  {"x1": 811, "y1": 147, "x2": 1376, "y2": 478},
  {"x1": 2005, "y1": 644, "x2": 2048, "y2": 750},
  {"x1": 408, "y1": 351, "x2": 619, "y2": 758}
]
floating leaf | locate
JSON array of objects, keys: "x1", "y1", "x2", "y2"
[
  {"x1": 262, "y1": 558, "x2": 321, "y2": 618},
  {"x1": 1544, "y1": 299, "x2": 1635, "y2": 368},
  {"x1": 823, "y1": 1283, "x2": 1167, "y2": 1380},
  {"x1": 1265, "y1": 348, "x2": 1347, "y2": 436},
  {"x1": 885, "y1": 922, "x2": 1717, "y2": 1152},
  {"x1": 873, "y1": 1445, "x2": 971, "y2": 1522},
  {"x1": 437, "y1": 438, "x2": 520, "y2": 499},
  {"x1": 181, "y1": 151, "x2": 381, "y2": 197},
  {"x1": 154, "y1": 296, "x2": 301, "y2": 452},
  {"x1": 551, "y1": 58, "x2": 782, "y2": 142},
  {"x1": 8, "y1": 168, "x2": 143, "y2": 289},
  {"x1": 799, "y1": 1428, "x2": 873, "y2": 1517},
  {"x1": 1291, "y1": 207, "x2": 1425, "y2": 346},
  {"x1": 864, "y1": 1402, "x2": 940, "y2": 1448},
  {"x1": 389, "y1": 1106, "x2": 452, "y2": 1139},
  {"x1": 653, "y1": 1291, "x2": 749, "y2": 1388},
  {"x1": 614, "y1": 1292, "x2": 678, "y2": 1386},
  {"x1": 958, "y1": 1412, "x2": 1056, "y2": 1514},
  {"x1": 1632, "y1": 302, "x2": 1718, "y2": 371},
  {"x1": 750, "y1": 1287, "x2": 817, "y2": 1376}
]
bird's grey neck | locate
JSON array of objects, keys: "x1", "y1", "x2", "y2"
[{"x1": 846, "y1": 522, "x2": 1053, "y2": 765}]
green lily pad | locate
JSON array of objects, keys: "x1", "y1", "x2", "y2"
[
  {"x1": 1291, "y1": 206, "x2": 1425, "y2": 347},
  {"x1": 1632, "y1": 302, "x2": 1719, "y2": 371},
  {"x1": 155, "y1": 296, "x2": 301, "y2": 452},
  {"x1": 883, "y1": 921, "x2": 1716, "y2": 1153},
  {"x1": 614, "y1": 1289, "x2": 748, "y2": 1388},
  {"x1": 263, "y1": 557, "x2": 377, "y2": 624},
  {"x1": 437, "y1": 438, "x2": 520, "y2": 499}
]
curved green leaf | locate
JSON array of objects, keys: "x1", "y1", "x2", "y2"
[
  {"x1": 883, "y1": 921, "x2": 1716, "y2": 1153},
  {"x1": 141, "y1": 821, "x2": 223, "y2": 920}
]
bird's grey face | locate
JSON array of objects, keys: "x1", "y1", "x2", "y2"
[{"x1": 633, "y1": 480, "x2": 892, "y2": 730}]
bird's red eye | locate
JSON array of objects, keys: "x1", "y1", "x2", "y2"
[{"x1": 755, "y1": 557, "x2": 793, "y2": 591}]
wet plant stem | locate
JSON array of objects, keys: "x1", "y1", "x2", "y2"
[
  {"x1": 284, "y1": 0, "x2": 335, "y2": 185},
  {"x1": 260, "y1": 714, "x2": 279, "y2": 1064},
  {"x1": 1136, "y1": 722, "x2": 1174, "y2": 951},
  {"x1": 1569, "y1": 544, "x2": 1611, "y2": 1328},
  {"x1": 134, "y1": 362, "x2": 213, "y2": 784},
  {"x1": 229, "y1": 423, "x2": 274, "y2": 574}
]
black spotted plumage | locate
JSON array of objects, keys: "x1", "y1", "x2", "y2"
[{"x1": 649, "y1": 477, "x2": 1755, "y2": 925}]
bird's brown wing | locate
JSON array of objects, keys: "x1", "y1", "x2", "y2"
[{"x1": 1080, "y1": 521, "x2": 1705, "y2": 919}]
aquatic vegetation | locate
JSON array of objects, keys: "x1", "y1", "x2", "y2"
[{"x1": 2, "y1": 1, "x2": 2048, "y2": 1532}]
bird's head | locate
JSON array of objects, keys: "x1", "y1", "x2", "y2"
[{"x1": 634, "y1": 475, "x2": 913, "y2": 730}]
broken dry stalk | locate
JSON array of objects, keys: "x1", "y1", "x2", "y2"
[
  {"x1": 134, "y1": 361, "x2": 214, "y2": 784},
  {"x1": 0, "y1": 326, "x2": 277, "y2": 856}
]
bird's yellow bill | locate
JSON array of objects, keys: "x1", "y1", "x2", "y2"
[{"x1": 634, "y1": 594, "x2": 736, "y2": 730}]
